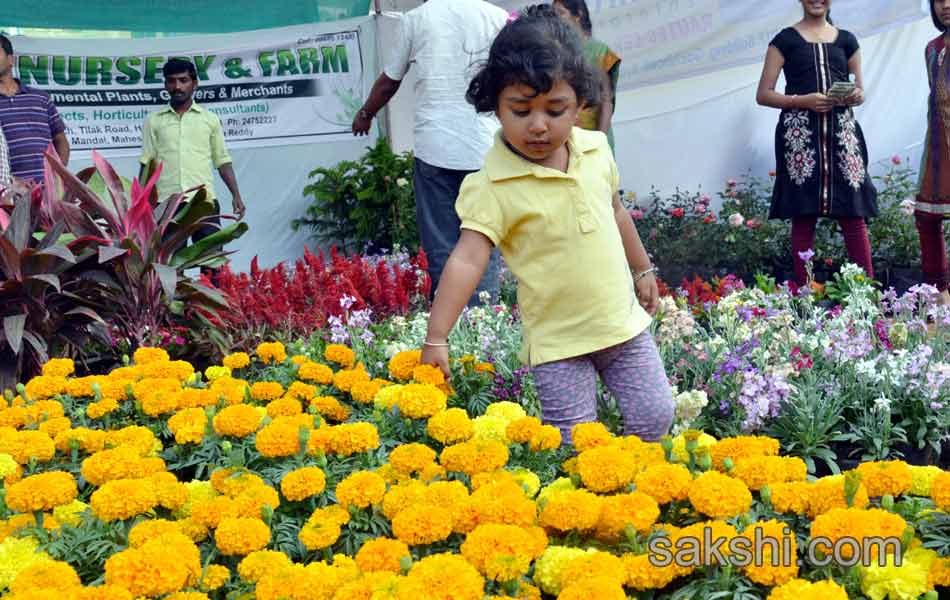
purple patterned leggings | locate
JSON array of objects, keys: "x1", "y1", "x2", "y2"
[{"x1": 531, "y1": 331, "x2": 674, "y2": 446}]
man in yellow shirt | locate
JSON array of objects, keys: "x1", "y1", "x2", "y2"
[{"x1": 138, "y1": 59, "x2": 245, "y2": 253}]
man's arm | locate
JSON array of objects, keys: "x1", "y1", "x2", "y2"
[
  {"x1": 352, "y1": 74, "x2": 402, "y2": 136},
  {"x1": 217, "y1": 163, "x2": 244, "y2": 219},
  {"x1": 52, "y1": 132, "x2": 69, "y2": 166}
]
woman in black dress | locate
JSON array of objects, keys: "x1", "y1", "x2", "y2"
[{"x1": 756, "y1": 0, "x2": 878, "y2": 287}]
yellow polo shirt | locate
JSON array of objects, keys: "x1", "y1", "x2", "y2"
[
  {"x1": 139, "y1": 103, "x2": 231, "y2": 202},
  {"x1": 456, "y1": 127, "x2": 652, "y2": 366}
]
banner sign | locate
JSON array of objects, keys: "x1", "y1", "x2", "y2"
[
  {"x1": 11, "y1": 25, "x2": 366, "y2": 154},
  {"x1": 491, "y1": 0, "x2": 926, "y2": 90}
]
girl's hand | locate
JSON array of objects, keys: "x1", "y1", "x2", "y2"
[
  {"x1": 798, "y1": 93, "x2": 834, "y2": 113},
  {"x1": 842, "y1": 87, "x2": 864, "y2": 107},
  {"x1": 421, "y1": 343, "x2": 451, "y2": 379},
  {"x1": 635, "y1": 273, "x2": 659, "y2": 316}
]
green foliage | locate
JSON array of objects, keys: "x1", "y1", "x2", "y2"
[{"x1": 294, "y1": 138, "x2": 417, "y2": 254}]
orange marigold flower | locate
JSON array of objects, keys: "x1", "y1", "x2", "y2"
[
  {"x1": 333, "y1": 366, "x2": 371, "y2": 393},
  {"x1": 215, "y1": 517, "x2": 271, "y2": 555},
  {"x1": 355, "y1": 537, "x2": 411, "y2": 573},
  {"x1": 392, "y1": 503, "x2": 454, "y2": 546},
  {"x1": 570, "y1": 422, "x2": 613, "y2": 452},
  {"x1": 324, "y1": 344, "x2": 356, "y2": 369},
  {"x1": 133, "y1": 347, "x2": 170, "y2": 365},
  {"x1": 427, "y1": 408, "x2": 474, "y2": 445},
  {"x1": 328, "y1": 422, "x2": 380, "y2": 457},
  {"x1": 298, "y1": 361, "x2": 334, "y2": 384},
  {"x1": 280, "y1": 466, "x2": 327, "y2": 502},
  {"x1": 265, "y1": 396, "x2": 303, "y2": 418},
  {"x1": 855, "y1": 460, "x2": 913, "y2": 498},
  {"x1": 212, "y1": 404, "x2": 264, "y2": 438},
  {"x1": 577, "y1": 445, "x2": 638, "y2": 493},
  {"x1": 388, "y1": 350, "x2": 422, "y2": 381},
  {"x1": 255, "y1": 342, "x2": 287, "y2": 365},
  {"x1": 309, "y1": 395, "x2": 350, "y2": 422},
  {"x1": 688, "y1": 471, "x2": 753, "y2": 518},
  {"x1": 222, "y1": 352, "x2": 251, "y2": 369},
  {"x1": 41, "y1": 358, "x2": 75, "y2": 378},
  {"x1": 250, "y1": 381, "x2": 284, "y2": 402},
  {"x1": 168, "y1": 408, "x2": 207, "y2": 445},
  {"x1": 336, "y1": 471, "x2": 386, "y2": 508},
  {"x1": 90, "y1": 478, "x2": 158, "y2": 522},
  {"x1": 539, "y1": 489, "x2": 603, "y2": 533},
  {"x1": 6, "y1": 470, "x2": 77, "y2": 513},
  {"x1": 389, "y1": 443, "x2": 437, "y2": 475},
  {"x1": 634, "y1": 463, "x2": 693, "y2": 504}
]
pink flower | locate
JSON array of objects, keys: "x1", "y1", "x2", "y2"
[
  {"x1": 173, "y1": 336, "x2": 185, "y2": 345},
  {"x1": 891, "y1": 155, "x2": 901, "y2": 165},
  {"x1": 630, "y1": 209, "x2": 644, "y2": 220},
  {"x1": 700, "y1": 194, "x2": 711, "y2": 205},
  {"x1": 728, "y1": 212, "x2": 744, "y2": 227},
  {"x1": 507, "y1": 10, "x2": 519, "y2": 22},
  {"x1": 693, "y1": 204, "x2": 707, "y2": 214},
  {"x1": 702, "y1": 215, "x2": 715, "y2": 224},
  {"x1": 899, "y1": 198, "x2": 915, "y2": 216},
  {"x1": 824, "y1": 258, "x2": 834, "y2": 267},
  {"x1": 746, "y1": 219, "x2": 761, "y2": 229},
  {"x1": 670, "y1": 208, "x2": 685, "y2": 218},
  {"x1": 726, "y1": 179, "x2": 738, "y2": 188}
]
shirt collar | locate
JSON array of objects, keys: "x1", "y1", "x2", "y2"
[
  {"x1": 485, "y1": 127, "x2": 600, "y2": 182},
  {"x1": 158, "y1": 101, "x2": 204, "y2": 115}
]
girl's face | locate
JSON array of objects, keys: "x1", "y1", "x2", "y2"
[
  {"x1": 800, "y1": 0, "x2": 831, "y2": 19},
  {"x1": 937, "y1": 0, "x2": 950, "y2": 29},
  {"x1": 496, "y1": 80, "x2": 580, "y2": 167},
  {"x1": 552, "y1": 2, "x2": 584, "y2": 35}
]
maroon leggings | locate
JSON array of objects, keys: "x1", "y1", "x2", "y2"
[
  {"x1": 915, "y1": 211, "x2": 949, "y2": 292},
  {"x1": 791, "y1": 217, "x2": 874, "y2": 286}
]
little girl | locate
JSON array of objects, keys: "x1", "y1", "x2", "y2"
[{"x1": 420, "y1": 6, "x2": 674, "y2": 445}]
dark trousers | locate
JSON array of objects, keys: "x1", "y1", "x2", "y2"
[
  {"x1": 916, "y1": 211, "x2": 949, "y2": 292},
  {"x1": 413, "y1": 158, "x2": 499, "y2": 305}
]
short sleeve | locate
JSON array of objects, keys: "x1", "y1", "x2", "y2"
[
  {"x1": 209, "y1": 115, "x2": 232, "y2": 168},
  {"x1": 139, "y1": 115, "x2": 156, "y2": 165},
  {"x1": 455, "y1": 174, "x2": 505, "y2": 246},
  {"x1": 769, "y1": 28, "x2": 795, "y2": 58},
  {"x1": 384, "y1": 15, "x2": 413, "y2": 81},
  {"x1": 46, "y1": 98, "x2": 65, "y2": 137},
  {"x1": 840, "y1": 30, "x2": 860, "y2": 60}
]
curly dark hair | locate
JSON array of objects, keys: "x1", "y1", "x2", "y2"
[
  {"x1": 466, "y1": 4, "x2": 600, "y2": 113},
  {"x1": 552, "y1": 0, "x2": 593, "y2": 36}
]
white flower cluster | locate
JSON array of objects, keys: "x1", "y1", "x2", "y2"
[{"x1": 672, "y1": 389, "x2": 708, "y2": 434}]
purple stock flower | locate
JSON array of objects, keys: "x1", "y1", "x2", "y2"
[{"x1": 798, "y1": 248, "x2": 815, "y2": 262}]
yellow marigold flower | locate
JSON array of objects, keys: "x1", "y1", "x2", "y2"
[
  {"x1": 336, "y1": 470, "x2": 386, "y2": 508},
  {"x1": 909, "y1": 465, "x2": 944, "y2": 497},
  {"x1": 709, "y1": 435, "x2": 780, "y2": 471},
  {"x1": 328, "y1": 422, "x2": 381, "y2": 457},
  {"x1": 298, "y1": 361, "x2": 334, "y2": 384},
  {"x1": 215, "y1": 517, "x2": 270, "y2": 555},
  {"x1": 334, "y1": 365, "x2": 371, "y2": 393},
  {"x1": 382, "y1": 480, "x2": 429, "y2": 519},
  {"x1": 634, "y1": 463, "x2": 692, "y2": 504},
  {"x1": 254, "y1": 421, "x2": 303, "y2": 458},
  {"x1": 53, "y1": 427, "x2": 106, "y2": 454},
  {"x1": 168, "y1": 407, "x2": 207, "y2": 445},
  {"x1": 389, "y1": 443, "x2": 437, "y2": 475},
  {"x1": 510, "y1": 467, "x2": 542, "y2": 498},
  {"x1": 392, "y1": 502, "x2": 454, "y2": 546},
  {"x1": 299, "y1": 514, "x2": 343, "y2": 551},
  {"x1": 669, "y1": 520, "x2": 738, "y2": 573},
  {"x1": 0, "y1": 429, "x2": 55, "y2": 464},
  {"x1": 24, "y1": 375, "x2": 68, "y2": 401},
  {"x1": 930, "y1": 471, "x2": 950, "y2": 512},
  {"x1": 108, "y1": 365, "x2": 142, "y2": 382},
  {"x1": 855, "y1": 461, "x2": 913, "y2": 498},
  {"x1": 741, "y1": 519, "x2": 799, "y2": 586},
  {"x1": 213, "y1": 404, "x2": 264, "y2": 437},
  {"x1": 688, "y1": 471, "x2": 753, "y2": 518},
  {"x1": 536, "y1": 477, "x2": 575, "y2": 505},
  {"x1": 859, "y1": 546, "x2": 936, "y2": 600},
  {"x1": 6, "y1": 471, "x2": 77, "y2": 513},
  {"x1": 530, "y1": 425, "x2": 562, "y2": 451},
  {"x1": 472, "y1": 414, "x2": 511, "y2": 444},
  {"x1": 250, "y1": 381, "x2": 284, "y2": 402},
  {"x1": 52, "y1": 499, "x2": 88, "y2": 527},
  {"x1": 325, "y1": 344, "x2": 356, "y2": 369},
  {"x1": 41, "y1": 358, "x2": 75, "y2": 378},
  {"x1": 104, "y1": 532, "x2": 200, "y2": 597},
  {"x1": 128, "y1": 519, "x2": 182, "y2": 547},
  {"x1": 557, "y1": 575, "x2": 626, "y2": 600},
  {"x1": 440, "y1": 439, "x2": 509, "y2": 476},
  {"x1": 594, "y1": 492, "x2": 660, "y2": 541},
  {"x1": 621, "y1": 552, "x2": 679, "y2": 591},
  {"x1": 0, "y1": 407, "x2": 27, "y2": 429},
  {"x1": 81, "y1": 446, "x2": 164, "y2": 486},
  {"x1": 570, "y1": 422, "x2": 613, "y2": 451},
  {"x1": 283, "y1": 381, "x2": 314, "y2": 401},
  {"x1": 539, "y1": 489, "x2": 603, "y2": 533},
  {"x1": 767, "y1": 579, "x2": 849, "y2": 600},
  {"x1": 427, "y1": 408, "x2": 474, "y2": 445},
  {"x1": 85, "y1": 398, "x2": 119, "y2": 420},
  {"x1": 204, "y1": 365, "x2": 231, "y2": 382},
  {"x1": 411, "y1": 364, "x2": 445, "y2": 386},
  {"x1": 265, "y1": 396, "x2": 303, "y2": 418},
  {"x1": 237, "y1": 550, "x2": 292, "y2": 583},
  {"x1": 10, "y1": 559, "x2": 80, "y2": 594},
  {"x1": 231, "y1": 484, "x2": 281, "y2": 518},
  {"x1": 461, "y1": 523, "x2": 546, "y2": 581},
  {"x1": 506, "y1": 416, "x2": 542, "y2": 444},
  {"x1": 36, "y1": 416, "x2": 70, "y2": 439},
  {"x1": 373, "y1": 383, "x2": 403, "y2": 410},
  {"x1": 310, "y1": 395, "x2": 350, "y2": 422},
  {"x1": 255, "y1": 341, "x2": 287, "y2": 365},
  {"x1": 140, "y1": 359, "x2": 195, "y2": 382},
  {"x1": 560, "y1": 551, "x2": 626, "y2": 589},
  {"x1": 769, "y1": 481, "x2": 813, "y2": 515},
  {"x1": 809, "y1": 474, "x2": 870, "y2": 517},
  {"x1": 484, "y1": 401, "x2": 527, "y2": 423},
  {"x1": 199, "y1": 564, "x2": 230, "y2": 591},
  {"x1": 351, "y1": 379, "x2": 387, "y2": 405},
  {"x1": 222, "y1": 352, "x2": 251, "y2": 369},
  {"x1": 90, "y1": 478, "x2": 158, "y2": 522},
  {"x1": 0, "y1": 452, "x2": 17, "y2": 480},
  {"x1": 732, "y1": 456, "x2": 807, "y2": 491},
  {"x1": 930, "y1": 555, "x2": 950, "y2": 587},
  {"x1": 388, "y1": 350, "x2": 422, "y2": 381},
  {"x1": 171, "y1": 480, "x2": 218, "y2": 519},
  {"x1": 577, "y1": 445, "x2": 637, "y2": 493},
  {"x1": 210, "y1": 377, "x2": 249, "y2": 405},
  {"x1": 210, "y1": 467, "x2": 264, "y2": 496},
  {"x1": 356, "y1": 538, "x2": 411, "y2": 573},
  {"x1": 390, "y1": 383, "x2": 446, "y2": 419},
  {"x1": 533, "y1": 546, "x2": 589, "y2": 595},
  {"x1": 281, "y1": 466, "x2": 327, "y2": 501},
  {"x1": 133, "y1": 346, "x2": 170, "y2": 365},
  {"x1": 810, "y1": 508, "x2": 907, "y2": 561}
]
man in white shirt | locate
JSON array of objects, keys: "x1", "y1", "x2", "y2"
[{"x1": 352, "y1": 0, "x2": 508, "y2": 303}]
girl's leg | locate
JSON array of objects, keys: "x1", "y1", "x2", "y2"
[
  {"x1": 531, "y1": 355, "x2": 598, "y2": 446},
  {"x1": 593, "y1": 331, "x2": 674, "y2": 442},
  {"x1": 837, "y1": 217, "x2": 875, "y2": 280},
  {"x1": 915, "y1": 210, "x2": 950, "y2": 294},
  {"x1": 790, "y1": 217, "x2": 818, "y2": 286}
]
